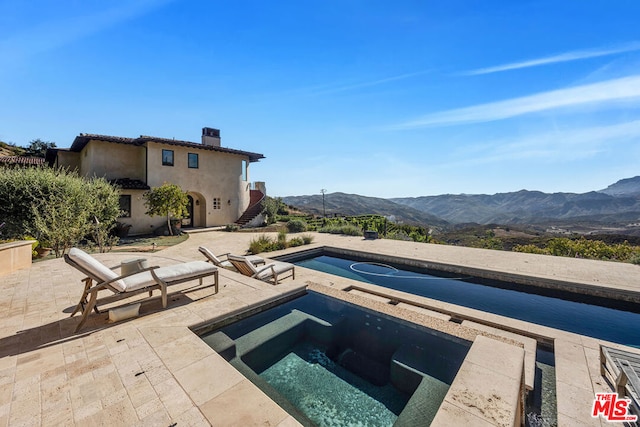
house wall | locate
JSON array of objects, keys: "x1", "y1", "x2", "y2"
[
  {"x1": 80, "y1": 140, "x2": 146, "y2": 181},
  {"x1": 61, "y1": 138, "x2": 254, "y2": 231},
  {"x1": 55, "y1": 151, "x2": 80, "y2": 171},
  {"x1": 146, "y1": 142, "x2": 251, "y2": 226},
  {"x1": 117, "y1": 190, "x2": 165, "y2": 235}
]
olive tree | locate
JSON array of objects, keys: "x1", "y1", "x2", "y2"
[
  {"x1": 261, "y1": 196, "x2": 286, "y2": 225},
  {"x1": 143, "y1": 183, "x2": 189, "y2": 236},
  {"x1": 0, "y1": 167, "x2": 121, "y2": 256},
  {"x1": 87, "y1": 179, "x2": 123, "y2": 253}
]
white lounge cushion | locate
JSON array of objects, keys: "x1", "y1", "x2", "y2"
[
  {"x1": 255, "y1": 261, "x2": 295, "y2": 280},
  {"x1": 219, "y1": 260, "x2": 234, "y2": 269},
  {"x1": 245, "y1": 255, "x2": 266, "y2": 265},
  {"x1": 69, "y1": 247, "x2": 127, "y2": 291},
  {"x1": 199, "y1": 246, "x2": 264, "y2": 268},
  {"x1": 121, "y1": 261, "x2": 216, "y2": 292},
  {"x1": 199, "y1": 246, "x2": 226, "y2": 265}
]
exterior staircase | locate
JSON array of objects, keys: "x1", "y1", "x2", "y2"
[{"x1": 236, "y1": 190, "x2": 265, "y2": 226}]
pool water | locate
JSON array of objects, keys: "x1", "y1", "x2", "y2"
[
  {"x1": 526, "y1": 348, "x2": 557, "y2": 427},
  {"x1": 295, "y1": 255, "x2": 640, "y2": 347},
  {"x1": 260, "y1": 341, "x2": 415, "y2": 426},
  {"x1": 200, "y1": 291, "x2": 470, "y2": 426}
]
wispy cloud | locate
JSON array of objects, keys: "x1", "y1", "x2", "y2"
[
  {"x1": 464, "y1": 42, "x2": 640, "y2": 75},
  {"x1": 447, "y1": 119, "x2": 640, "y2": 166},
  {"x1": 305, "y1": 70, "x2": 431, "y2": 95},
  {"x1": 393, "y1": 75, "x2": 640, "y2": 129}
]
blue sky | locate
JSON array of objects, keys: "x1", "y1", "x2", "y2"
[{"x1": 1, "y1": 1, "x2": 639, "y2": 198}]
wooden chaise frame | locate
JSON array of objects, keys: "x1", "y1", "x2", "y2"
[
  {"x1": 65, "y1": 254, "x2": 218, "y2": 332},
  {"x1": 227, "y1": 254, "x2": 295, "y2": 285}
]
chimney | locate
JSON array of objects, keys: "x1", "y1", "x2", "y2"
[{"x1": 202, "y1": 127, "x2": 221, "y2": 147}]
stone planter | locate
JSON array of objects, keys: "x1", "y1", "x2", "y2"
[{"x1": 0, "y1": 240, "x2": 35, "y2": 276}]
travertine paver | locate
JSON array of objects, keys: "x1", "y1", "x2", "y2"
[
  {"x1": 0, "y1": 229, "x2": 638, "y2": 426},
  {"x1": 432, "y1": 335, "x2": 525, "y2": 427},
  {"x1": 174, "y1": 353, "x2": 245, "y2": 406},
  {"x1": 462, "y1": 319, "x2": 536, "y2": 391},
  {"x1": 199, "y1": 379, "x2": 290, "y2": 426}
]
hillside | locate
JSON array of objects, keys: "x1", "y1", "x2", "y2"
[
  {"x1": 0, "y1": 141, "x2": 25, "y2": 157},
  {"x1": 599, "y1": 176, "x2": 640, "y2": 197},
  {"x1": 281, "y1": 177, "x2": 640, "y2": 237},
  {"x1": 281, "y1": 192, "x2": 449, "y2": 228},
  {"x1": 390, "y1": 189, "x2": 640, "y2": 225}
]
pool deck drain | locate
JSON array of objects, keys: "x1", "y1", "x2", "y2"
[{"x1": 0, "y1": 230, "x2": 639, "y2": 426}]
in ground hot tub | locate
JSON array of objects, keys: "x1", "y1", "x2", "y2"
[{"x1": 198, "y1": 291, "x2": 471, "y2": 426}]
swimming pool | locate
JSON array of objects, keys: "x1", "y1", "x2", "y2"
[
  {"x1": 292, "y1": 254, "x2": 640, "y2": 347},
  {"x1": 199, "y1": 291, "x2": 471, "y2": 426}
]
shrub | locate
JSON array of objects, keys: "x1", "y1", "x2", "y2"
[
  {"x1": 288, "y1": 237, "x2": 304, "y2": 247},
  {"x1": 409, "y1": 230, "x2": 428, "y2": 243},
  {"x1": 513, "y1": 238, "x2": 640, "y2": 263},
  {"x1": 386, "y1": 230, "x2": 412, "y2": 241},
  {"x1": 513, "y1": 244, "x2": 549, "y2": 255},
  {"x1": 248, "y1": 232, "x2": 314, "y2": 253},
  {"x1": 318, "y1": 224, "x2": 363, "y2": 236},
  {"x1": 477, "y1": 237, "x2": 504, "y2": 250},
  {"x1": 225, "y1": 224, "x2": 239, "y2": 232},
  {"x1": 249, "y1": 234, "x2": 275, "y2": 254},
  {"x1": 0, "y1": 167, "x2": 121, "y2": 257},
  {"x1": 286, "y1": 219, "x2": 307, "y2": 233}
]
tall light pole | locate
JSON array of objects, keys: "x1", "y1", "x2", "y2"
[{"x1": 320, "y1": 189, "x2": 327, "y2": 219}]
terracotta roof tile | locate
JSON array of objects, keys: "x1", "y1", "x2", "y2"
[
  {"x1": 70, "y1": 133, "x2": 265, "y2": 162},
  {"x1": 0, "y1": 156, "x2": 46, "y2": 166}
]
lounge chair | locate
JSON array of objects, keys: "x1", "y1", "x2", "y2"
[
  {"x1": 198, "y1": 246, "x2": 265, "y2": 270},
  {"x1": 600, "y1": 345, "x2": 640, "y2": 418},
  {"x1": 227, "y1": 254, "x2": 295, "y2": 285},
  {"x1": 65, "y1": 247, "x2": 218, "y2": 332}
]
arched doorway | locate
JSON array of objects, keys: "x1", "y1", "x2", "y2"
[
  {"x1": 182, "y1": 195, "x2": 194, "y2": 228},
  {"x1": 184, "y1": 192, "x2": 206, "y2": 228}
]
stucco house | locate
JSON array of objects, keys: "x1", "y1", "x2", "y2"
[{"x1": 46, "y1": 127, "x2": 265, "y2": 235}]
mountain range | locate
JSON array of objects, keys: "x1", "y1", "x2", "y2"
[{"x1": 282, "y1": 176, "x2": 640, "y2": 228}]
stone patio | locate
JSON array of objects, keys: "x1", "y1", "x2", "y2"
[{"x1": 1, "y1": 229, "x2": 639, "y2": 426}]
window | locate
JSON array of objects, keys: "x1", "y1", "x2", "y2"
[
  {"x1": 119, "y1": 195, "x2": 131, "y2": 217},
  {"x1": 162, "y1": 149, "x2": 174, "y2": 166},
  {"x1": 212, "y1": 198, "x2": 221, "y2": 209},
  {"x1": 188, "y1": 153, "x2": 199, "y2": 168},
  {"x1": 241, "y1": 159, "x2": 247, "y2": 181}
]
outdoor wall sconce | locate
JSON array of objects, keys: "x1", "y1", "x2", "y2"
[
  {"x1": 227, "y1": 199, "x2": 231, "y2": 205},
  {"x1": 195, "y1": 200, "x2": 200, "y2": 206}
]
